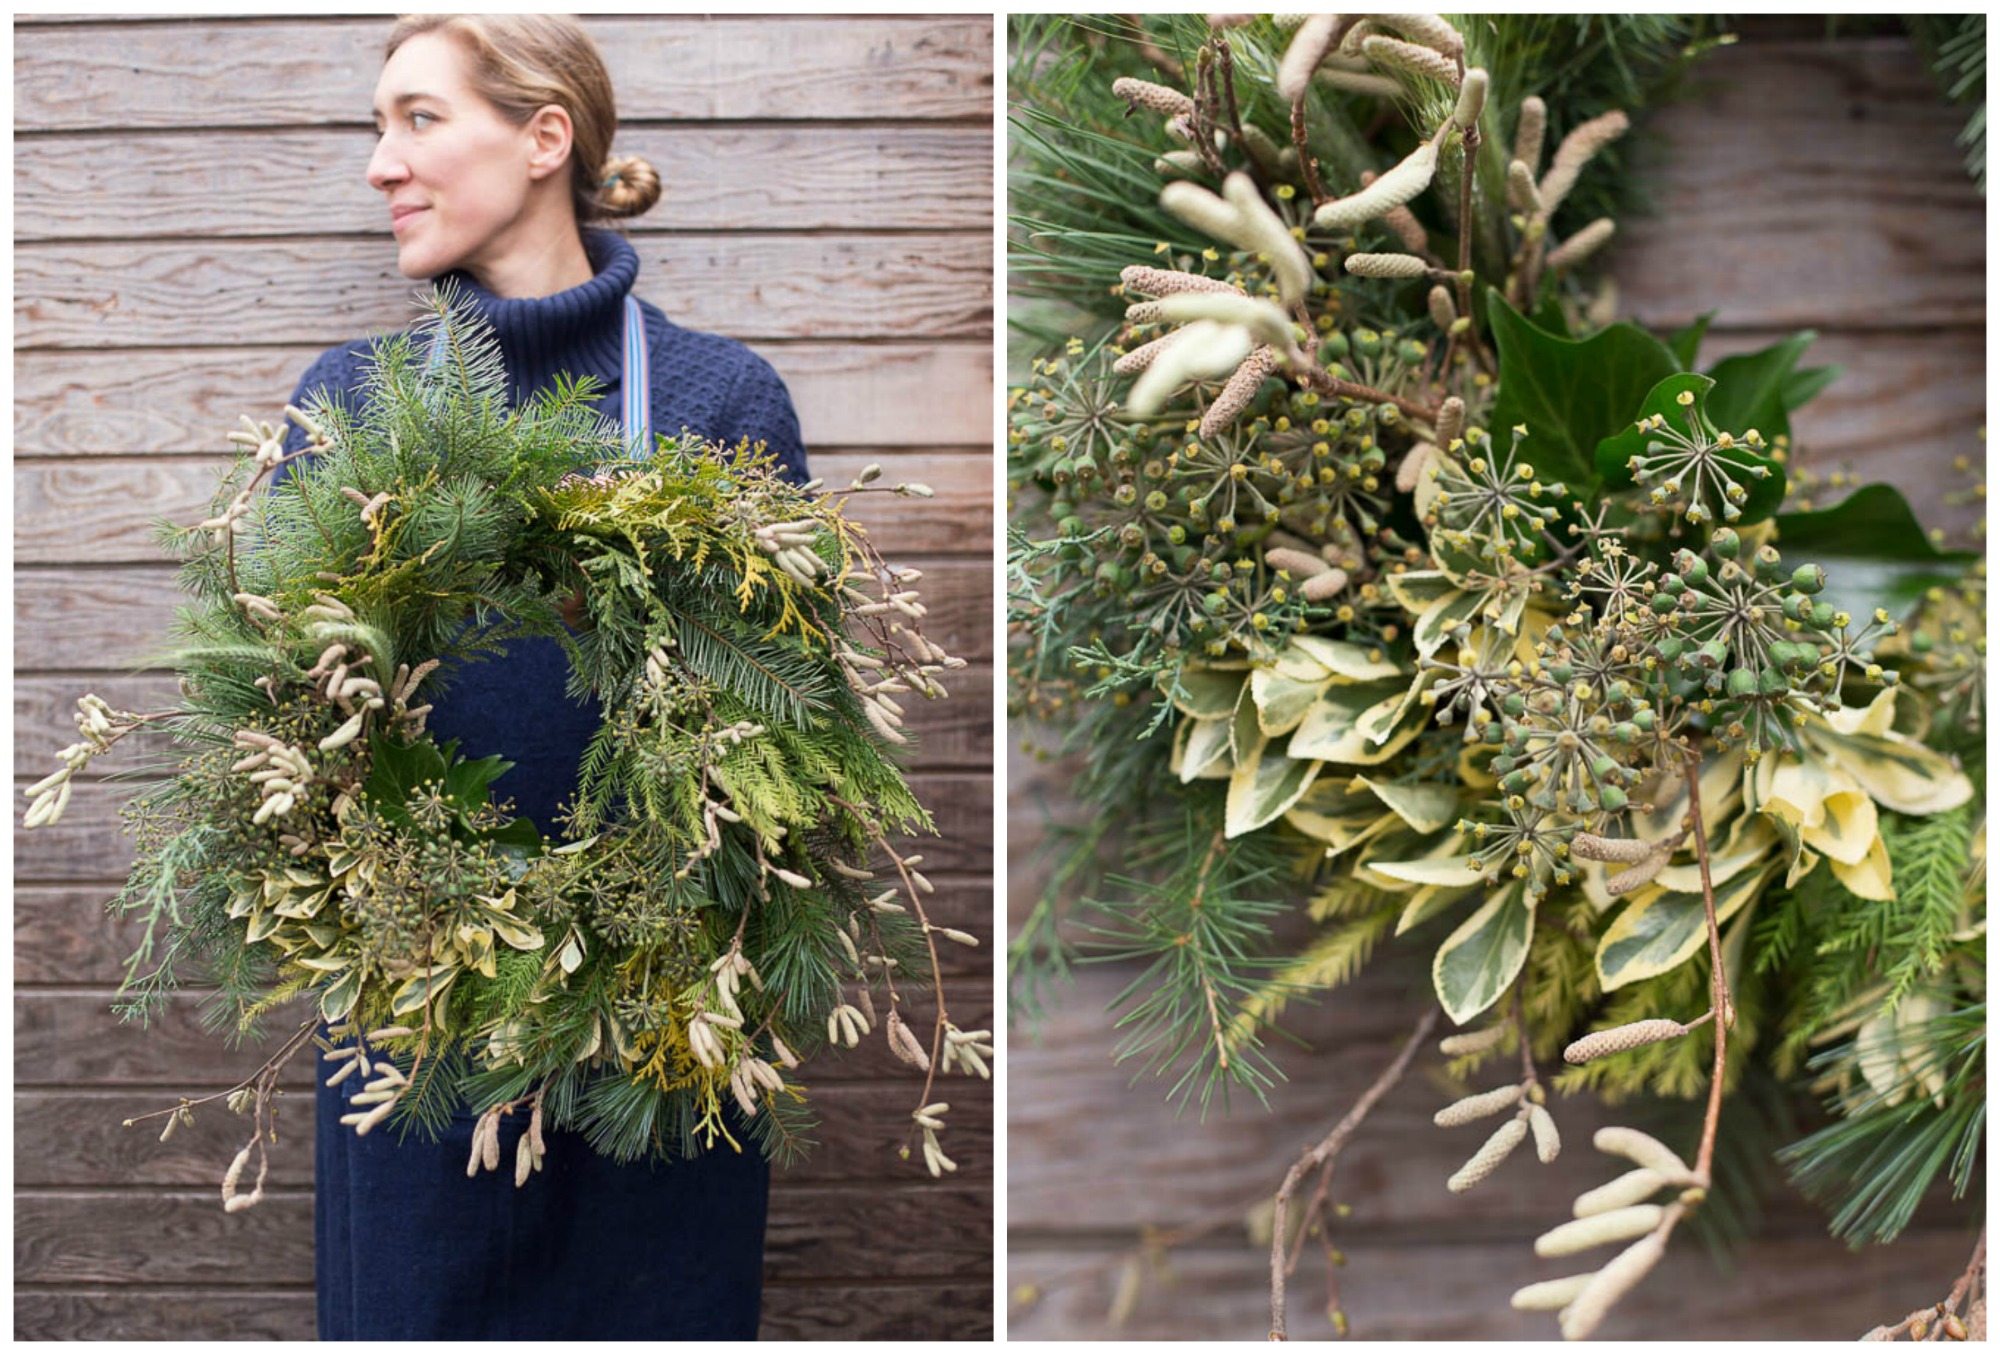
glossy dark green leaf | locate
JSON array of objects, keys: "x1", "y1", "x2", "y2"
[
  {"x1": 1486, "y1": 289, "x2": 1679, "y2": 489},
  {"x1": 1668, "y1": 311, "x2": 1713, "y2": 368},
  {"x1": 1703, "y1": 330, "x2": 1816, "y2": 445},
  {"x1": 1595, "y1": 371, "x2": 1788, "y2": 524},
  {"x1": 1775, "y1": 484, "x2": 1977, "y2": 621}
]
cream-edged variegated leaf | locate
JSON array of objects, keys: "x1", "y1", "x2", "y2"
[
  {"x1": 1653, "y1": 815, "x2": 1778, "y2": 892},
  {"x1": 1432, "y1": 882, "x2": 1534, "y2": 1025},
  {"x1": 1413, "y1": 586, "x2": 1488, "y2": 658},
  {"x1": 1289, "y1": 634, "x2": 1405, "y2": 681},
  {"x1": 1366, "y1": 853, "x2": 1488, "y2": 888},
  {"x1": 1595, "y1": 861, "x2": 1778, "y2": 991},
  {"x1": 1177, "y1": 715, "x2": 1235, "y2": 783},
  {"x1": 1251, "y1": 663, "x2": 1334, "y2": 735},
  {"x1": 1358, "y1": 776, "x2": 1458, "y2": 833},
  {"x1": 1396, "y1": 881, "x2": 1476, "y2": 935},
  {"x1": 1818, "y1": 726, "x2": 1974, "y2": 817},
  {"x1": 1168, "y1": 666, "x2": 1248, "y2": 720},
  {"x1": 319, "y1": 965, "x2": 363, "y2": 1022},
  {"x1": 1286, "y1": 680, "x2": 1405, "y2": 762},
  {"x1": 1226, "y1": 736, "x2": 1323, "y2": 838},
  {"x1": 1634, "y1": 748, "x2": 1744, "y2": 844},
  {"x1": 1829, "y1": 833, "x2": 1896, "y2": 900},
  {"x1": 1384, "y1": 569, "x2": 1459, "y2": 614}
]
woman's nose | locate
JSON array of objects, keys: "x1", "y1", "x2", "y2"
[{"x1": 366, "y1": 138, "x2": 408, "y2": 193}]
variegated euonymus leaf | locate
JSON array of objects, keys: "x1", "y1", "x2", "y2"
[
  {"x1": 1225, "y1": 734, "x2": 1322, "y2": 838},
  {"x1": 1433, "y1": 882, "x2": 1534, "y2": 1025},
  {"x1": 1595, "y1": 860, "x2": 1779, "y2": 990}
]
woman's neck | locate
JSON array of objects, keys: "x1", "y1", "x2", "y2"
[{"x1": 462, "y1": 206, "x2": 595, "y2": 300}]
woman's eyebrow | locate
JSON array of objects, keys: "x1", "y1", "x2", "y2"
[{"x1": 370, "y1": 91, "x2": 443, "y2": 122}]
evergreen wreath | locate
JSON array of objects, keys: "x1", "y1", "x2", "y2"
[
  {"x1": 1007, "y1": 14, "x2": 1984, "y2": 1340},
  {"x1": 23, "y1": 287, "x2": 989, "y2": 1208}
]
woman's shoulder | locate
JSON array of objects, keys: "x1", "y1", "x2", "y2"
[{"x1": 279, "y1": 336, "x2": 392, "y2": 456}]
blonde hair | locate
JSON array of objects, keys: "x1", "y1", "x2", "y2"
[{"x1": 386, "y1": 14, "x2": 661, "y2": 223}]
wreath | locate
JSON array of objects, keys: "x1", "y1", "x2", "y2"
[
  {"x1": 1007, "y1": 14, "x2": 1984, "y2": 1341},
  {"x1": 24, "y1": 288, "x2": 988, "y2": 1209}
]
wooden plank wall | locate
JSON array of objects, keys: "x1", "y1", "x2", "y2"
[
  {"x1": 14, "y1": 13, "x2": 994, "y2": 1341},
  {"x1": 1008, "y1": 29, "x2": 1984, "y2": 1341}
]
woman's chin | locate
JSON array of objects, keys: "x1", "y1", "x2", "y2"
[{"x1": 393, "y1": 237, "x2": 454, "y2": 281}]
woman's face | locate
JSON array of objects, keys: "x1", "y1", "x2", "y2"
[{"x1": 368, "y1": 32, "x2": 571, "y2": 280}]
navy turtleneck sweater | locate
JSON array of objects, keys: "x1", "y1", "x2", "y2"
[{"x1": 278, "y1": 228, "x2": 809, "y2": 833}]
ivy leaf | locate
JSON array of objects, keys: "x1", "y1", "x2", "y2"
[
  {"x1": 1432, "y1": 882, "x2": 1534, "y2": 1025},
  {"x1": 1775, "y1": 484, "x2": 1977, "y2": 622},
  {"x1": 1702, "y1": 330, "x2": 1817, "y2": 446},
  {"x1": 1486, "y1": 289, "x2": 1680, "y2": 489},
  {"x1": 1668, "y1": 311, "x2": 1714, "y2": 368},
  {"x1": 1594, "y1": 371, "x2": 1788, "y2": 524}
]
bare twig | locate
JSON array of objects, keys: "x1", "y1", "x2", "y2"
[
  {"x1": 1682, "y1": 750, "x2": 1730, "y2": 1185},
  {"x1": 1269, "y1": 1009, "x2": 1439, "y2": 1339}
]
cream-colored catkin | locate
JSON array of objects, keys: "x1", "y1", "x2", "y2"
[
  {"x1": 1528, "y1": 1103, "x2": 1561, "y2": 1163},
  {"x1": 1510, "y1": 1273, "x2": 1595, "y2": 1312},
  {"x1": 1316, "y1": 140, "x2": 1440, "y2": 231},
  {"x1": 1534, "y1": 1203, "x2": 1665, "y2": 1258},
  {"x1": 1514, "y1": 96, "x2": 1548, "y2": 177},
  {"x1": 1112, "y1": 331, "x2": 1185, "y2": 375},
  {"x1": 1277, "y1": 12, "x2": 1340, "y2": 101},
  {"x1": 1593, "y1": 1126, "x2": 1691, "y2": 1178},
  {"x1": 1437, "y1": 1023, "x2": 1505, "y2": 1057},
  {"x1": 1359, "y1": 170, "x2": 1431, "y2": 252},
  {"x1": 1127, "y1": 320, "x2": 1254, "y2": 416},
  {"x1": 1506, "y1": 159, "x2": 1543, "y2": 216},
  {"x1": 1151, "y1": 290, "x2": 1295, "y2": 349},
  {"x1": 1428, "y1": 284, "x2": 1457, "y2": 331},
  {"x1": 1112, "y1": 76, "x2": 1195, "y2": 119},
  {"x1": 1453, "y1": 68, "x2": 1489, "y2": 129},
  {"x1": 1397, "y1": 441, "x2": 1438, "y2": 495},
  {"x1": 1448, "y1": 1114, "x2": 1527, "y2": 1193},
  {"x1": 1266, "y1": 546, "x2": 1332, "y2": 578},
  {"x1": 1159, "y1": 180, "x2": 1247, "y2": 251},
  {"x1": 1564, "y1": 1018, "x2": 1689, "y2": 1065},
  {"x1": 1221, "y1": 172, "x2": 1313, "y2": 304},
  {"x1": 1345, "y1": 252, "x2": 1430, "y2": 280},
  {"x1": 1569, "y1": 832, "x2": 1654, "y2": 863},
  {"x1": 1537, "y1": 110, "x2": 1631, "y2": 217},
  {"x1": 1301, "y1": 567, "x2": 1350, "y2": 602},
  {"x1": 1605, "y1": 850, "x2": 1668, "y2": 891},
  {"x1": 1362, "y1": 34, "x2": 1460, "y2": 88},
  {"x1": 1365, "y1": 11, "x2": 1464, "y2": 58},
  {"x1": 1200, "y1": 346, "x2": 1278, "y2": 437},
  {"x1": 1434, "y1": 1082, "x2": 1524, "y2": 1127},
  {"x1": 1121, "y1": 265, "x2": 1243, "y2": 298},
  {"x1": 1573, "y1": 1167, "x2": 1671, "y2": 1218},
  {"x1": 1547, "y1": 218, "x2": 1617, "y2": 271},
  {"x1": 1317, "y1": 68, "x2": 1405, "y2": 99},
  {"x1": 1435, "y1": 395, "x2": 1466, "y2": 448},
  {"x1": 1559, "y1": 1230, "x2": 1668, "y2": 1340},
  {"x1": 1155, "y1": 149, "x2": 1204, "y2": 177}
]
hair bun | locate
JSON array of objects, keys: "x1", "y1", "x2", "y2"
[{"x1": 597, "y1": 153, "x2": 662, "y2": 219}]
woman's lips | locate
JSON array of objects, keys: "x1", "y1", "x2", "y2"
[{"x1": 391, "y1": 207, "x2": 427, "y2": 234}]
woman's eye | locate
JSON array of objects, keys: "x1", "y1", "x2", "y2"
[{"x1": 410, "y1": 111, "x2": 437, "y2": 129}]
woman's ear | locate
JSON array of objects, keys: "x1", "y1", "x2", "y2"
[{"x1": 523, "y1": 103, "x2": 575, "y2": 181}]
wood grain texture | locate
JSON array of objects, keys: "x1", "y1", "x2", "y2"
[
  {"x1": 13, "y1": 16, "x2": 994, "y2": 128},
  {"x1": 1615, "y1": 40, "x2": 1984, "y2": 331},
  {"x1": 15, "y1": 1184, "x2": 990, "y2": 1286},
  {"x1": 14, "y1": 1082, "x2": 991, "y2": 1188},
  {"x1": 18, "y1": 125, "x2": 994, "y2": 238},
  {"x1": 13, "y1": 12, "x2": 994, "y2": 1341},
  {"x1": 12, "y1": 450, "x2": 995, "y2": 563},
  {"x1": 14, "y1": 343, "x2": 993, "y2": 452},
  {"x1": 13, "y1": 558, "x2": 993, "y2": 670},
  {"x1": 14, "y1": 1283, "x2": 993, "y2": 1341},
  {"x1": 16, "y1": 236, "x2": 991, "y2": 347},
  {"x1": 1005, "y1": 29, "x2": 1982, "y2": 1343}
]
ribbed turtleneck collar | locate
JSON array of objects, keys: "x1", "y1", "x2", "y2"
[{"x1": 437, "y1": 227, "x2": 639, "y2": 407}]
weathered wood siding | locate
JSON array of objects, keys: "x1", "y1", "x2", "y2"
[
  {"x1": 1008, "y1": 29, "x2": 1984, "y2": 1341},
  {"x1": 14, "y1": 13, "x2": 994, "y2": 1340}
]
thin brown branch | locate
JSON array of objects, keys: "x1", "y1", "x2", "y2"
[
  {"x1": 1291, "y1": 98, "x2": 1328, "y2": 205},
  {"x1": 1269, "y1": 1008, "x2": 1439, "y2": 1340},
  {"x1": 1682, "y1": 749, "x2": 1731, "y2": 1185}
]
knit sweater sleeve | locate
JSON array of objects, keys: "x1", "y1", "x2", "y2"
[
  {"x1": 711, "y1": 350, "x2": 809, "y2": 487},
  {"x1": 276, "y1": 340, "x2": 374, "y2": 477}
]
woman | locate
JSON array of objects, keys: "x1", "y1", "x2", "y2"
[{"x1": 281, "y1": 16, "x2": 802, "y2": 1340}]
